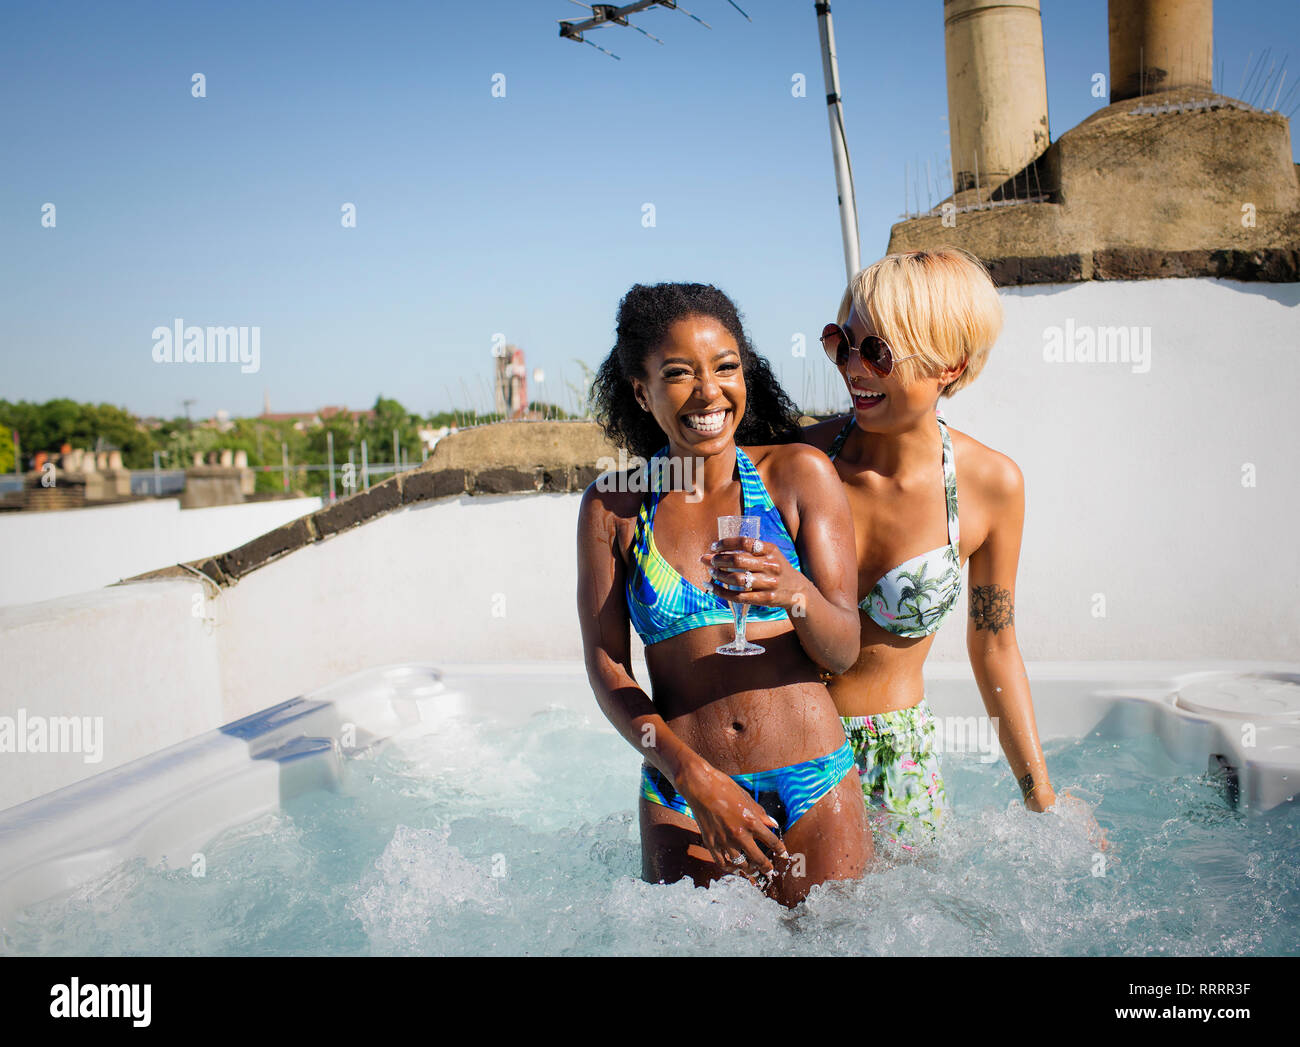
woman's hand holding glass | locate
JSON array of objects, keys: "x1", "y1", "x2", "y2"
[{"x1": 701, "y1": 535, "x2": 808, "y2": 614}]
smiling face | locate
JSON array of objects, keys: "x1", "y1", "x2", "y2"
[
  {"x1": 838, "y1": 303, "x2": 962, "y2": 430},
  {"x1": 630, "y1": 314, "x2": 745, "y2": 455}
]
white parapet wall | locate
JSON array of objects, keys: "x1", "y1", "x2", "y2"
[
  {"x1": 0, "y1": 579, "x2": 225, "y2": 810},
  {"x1": 919, "y1": 276, "x2": 1298, "y2": 664},
  {"x1": 0, "y1": 496, "x2": 322, "y2": 608},
  {"x1": 0, "y1": 277, "x2": 1295, "y2": 810}
]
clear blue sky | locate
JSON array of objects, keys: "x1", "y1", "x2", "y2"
[{"x1": 2, "y1": 0, "x2": 1296, "y2": 420}]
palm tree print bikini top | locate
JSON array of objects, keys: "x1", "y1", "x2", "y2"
[{"x1": 826, "y1": 407, "x2": 962, "y2": 638}]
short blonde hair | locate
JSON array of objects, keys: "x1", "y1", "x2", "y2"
[{"x1": 836, "y1": 247, "x2": 1002, "y2": 397}]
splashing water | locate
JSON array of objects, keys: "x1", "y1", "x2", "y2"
[{"x1": 3, "y1": 705, "x2": 1297, "y2": 956}]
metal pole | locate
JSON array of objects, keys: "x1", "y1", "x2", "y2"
[
  {"x1": 815, "y1": 2, "x2": 861, "y2": 282},
  {"x1": 393, "y1": 428, "x2": 400, "y2": 474},
  {"x1": 281, "y1": 442, "x2": 289, "y2": 493},
  {"x1": 361, "y1": 439, "x2": 369, "y2": 489},
  {"x1": 327, "y1": 430, "x2": 335, "y2": 503},
  {"x1": 152, "y1": 450, "x2": 161, "y2": 496}
]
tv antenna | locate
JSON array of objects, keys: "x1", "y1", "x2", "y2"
[
  {"x1": 554, "y1": 1, "x2": 859, "y2": 281},
  {"x1": 557, "y1": 1, "x2": 750, "y2": 60}
]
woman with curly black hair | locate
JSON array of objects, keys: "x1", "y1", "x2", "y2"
[{"x1": 577, "y1": 281, "x2": 872, "y2": 906}]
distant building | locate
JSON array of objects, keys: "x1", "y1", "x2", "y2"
[
  {"x1": 318, "y1": 405, "x2": 377, "y2": 424},
  {"x1": 493, "y1": 345, "x2": 528, "y2": 419},
  {"x1": 259, "y1": 397, "x2": 376, "y2": 431}
]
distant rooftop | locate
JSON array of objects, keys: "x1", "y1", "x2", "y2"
[{"x1": 258, "y1": 404, "x2": 377, "y2": 428}]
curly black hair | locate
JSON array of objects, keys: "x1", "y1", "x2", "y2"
[{"x1": 591, "y1": 282, "x2": 801, "y2": 461}]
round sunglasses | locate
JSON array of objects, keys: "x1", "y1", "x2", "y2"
[{"x1": 820, "y1": 322, "x2": 922, "y2": 376}]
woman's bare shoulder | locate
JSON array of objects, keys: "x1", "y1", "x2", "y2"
[
  {"x1": 948, "y1": 426, "x2": 1024, "y2": 502},
  {"x1": 578, "y1": 470, "x2": 647, "y2": 532},
  {"x1": 794, "y1": 414, "x2": 852, "y2": 455},
  {"x1": 743, "y1": 441, "x2": 841, "y2": 491}
]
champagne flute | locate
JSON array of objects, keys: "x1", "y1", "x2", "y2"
[{"x1": 715, "y1": 515, "x2": 765, "y2": 656}]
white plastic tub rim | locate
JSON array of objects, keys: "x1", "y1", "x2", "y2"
[
  {"x1": 1087, "y1": 669, "x2": 1300, "y2": 812},
  {"x1": 0, "y1": 663, "x2": 456, "y2": 921}
]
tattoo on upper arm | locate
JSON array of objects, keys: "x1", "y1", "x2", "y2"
[{"x1": 970, "y1": 584, "x2": 1015, "y2": 634}]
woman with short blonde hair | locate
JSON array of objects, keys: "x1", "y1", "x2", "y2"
[
  {"x1": 804, "y1": 247, "x2": 1098, "y2": 852},
  {"x1": 834, "y1": 247, "x2": 1003, "y2": 397}
]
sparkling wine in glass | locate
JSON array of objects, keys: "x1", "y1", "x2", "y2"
[{"x1": 715, "y1": 515, "x2": 765, "y2": 656}]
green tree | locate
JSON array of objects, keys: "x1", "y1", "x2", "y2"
[
  {"x1": 0, "y1": 398, "x2": 157, "y2": 467},
  {"x1": 156, "y1": 424, "x2": 219, "y2": 466},
  {"x1": 364, "y1": 396, "x2": 419, "y2": 466},
  {"x1": 0, "y1": 424, "x2": 14, "y2": 473}
]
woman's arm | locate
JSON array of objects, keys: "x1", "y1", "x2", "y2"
[
  {"x1": 963, "y1": 455, "x2": 1057, "y2": 809},
  {"x1": 576, "y1": 483, "x2": 786, "y2": 872},
  {"x1": 703, "y1": 445, "x2": 861, "y2": 673}
]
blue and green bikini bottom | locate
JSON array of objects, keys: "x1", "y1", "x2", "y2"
[{"x1": 640, "y1": 740, "x2": 856, "y2": 835}]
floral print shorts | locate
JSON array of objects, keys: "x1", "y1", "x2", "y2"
[{"x1": 842, "y1": 697, "x2": 948, "y2": 852}]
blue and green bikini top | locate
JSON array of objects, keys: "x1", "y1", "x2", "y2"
[
  {"x1": 827, "y1": 408, "x2": 962, "y2": 639},
  {"x1": 626, "y1": 446, "x2": 801, "y2": 647}
]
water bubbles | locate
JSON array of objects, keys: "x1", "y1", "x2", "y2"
[
  {"x1": 349, "y1": 824, "x2": 502, "y2": 954},
  {"x1": 4, "y1": 719, "x2": 1298, "y2": 956}
]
